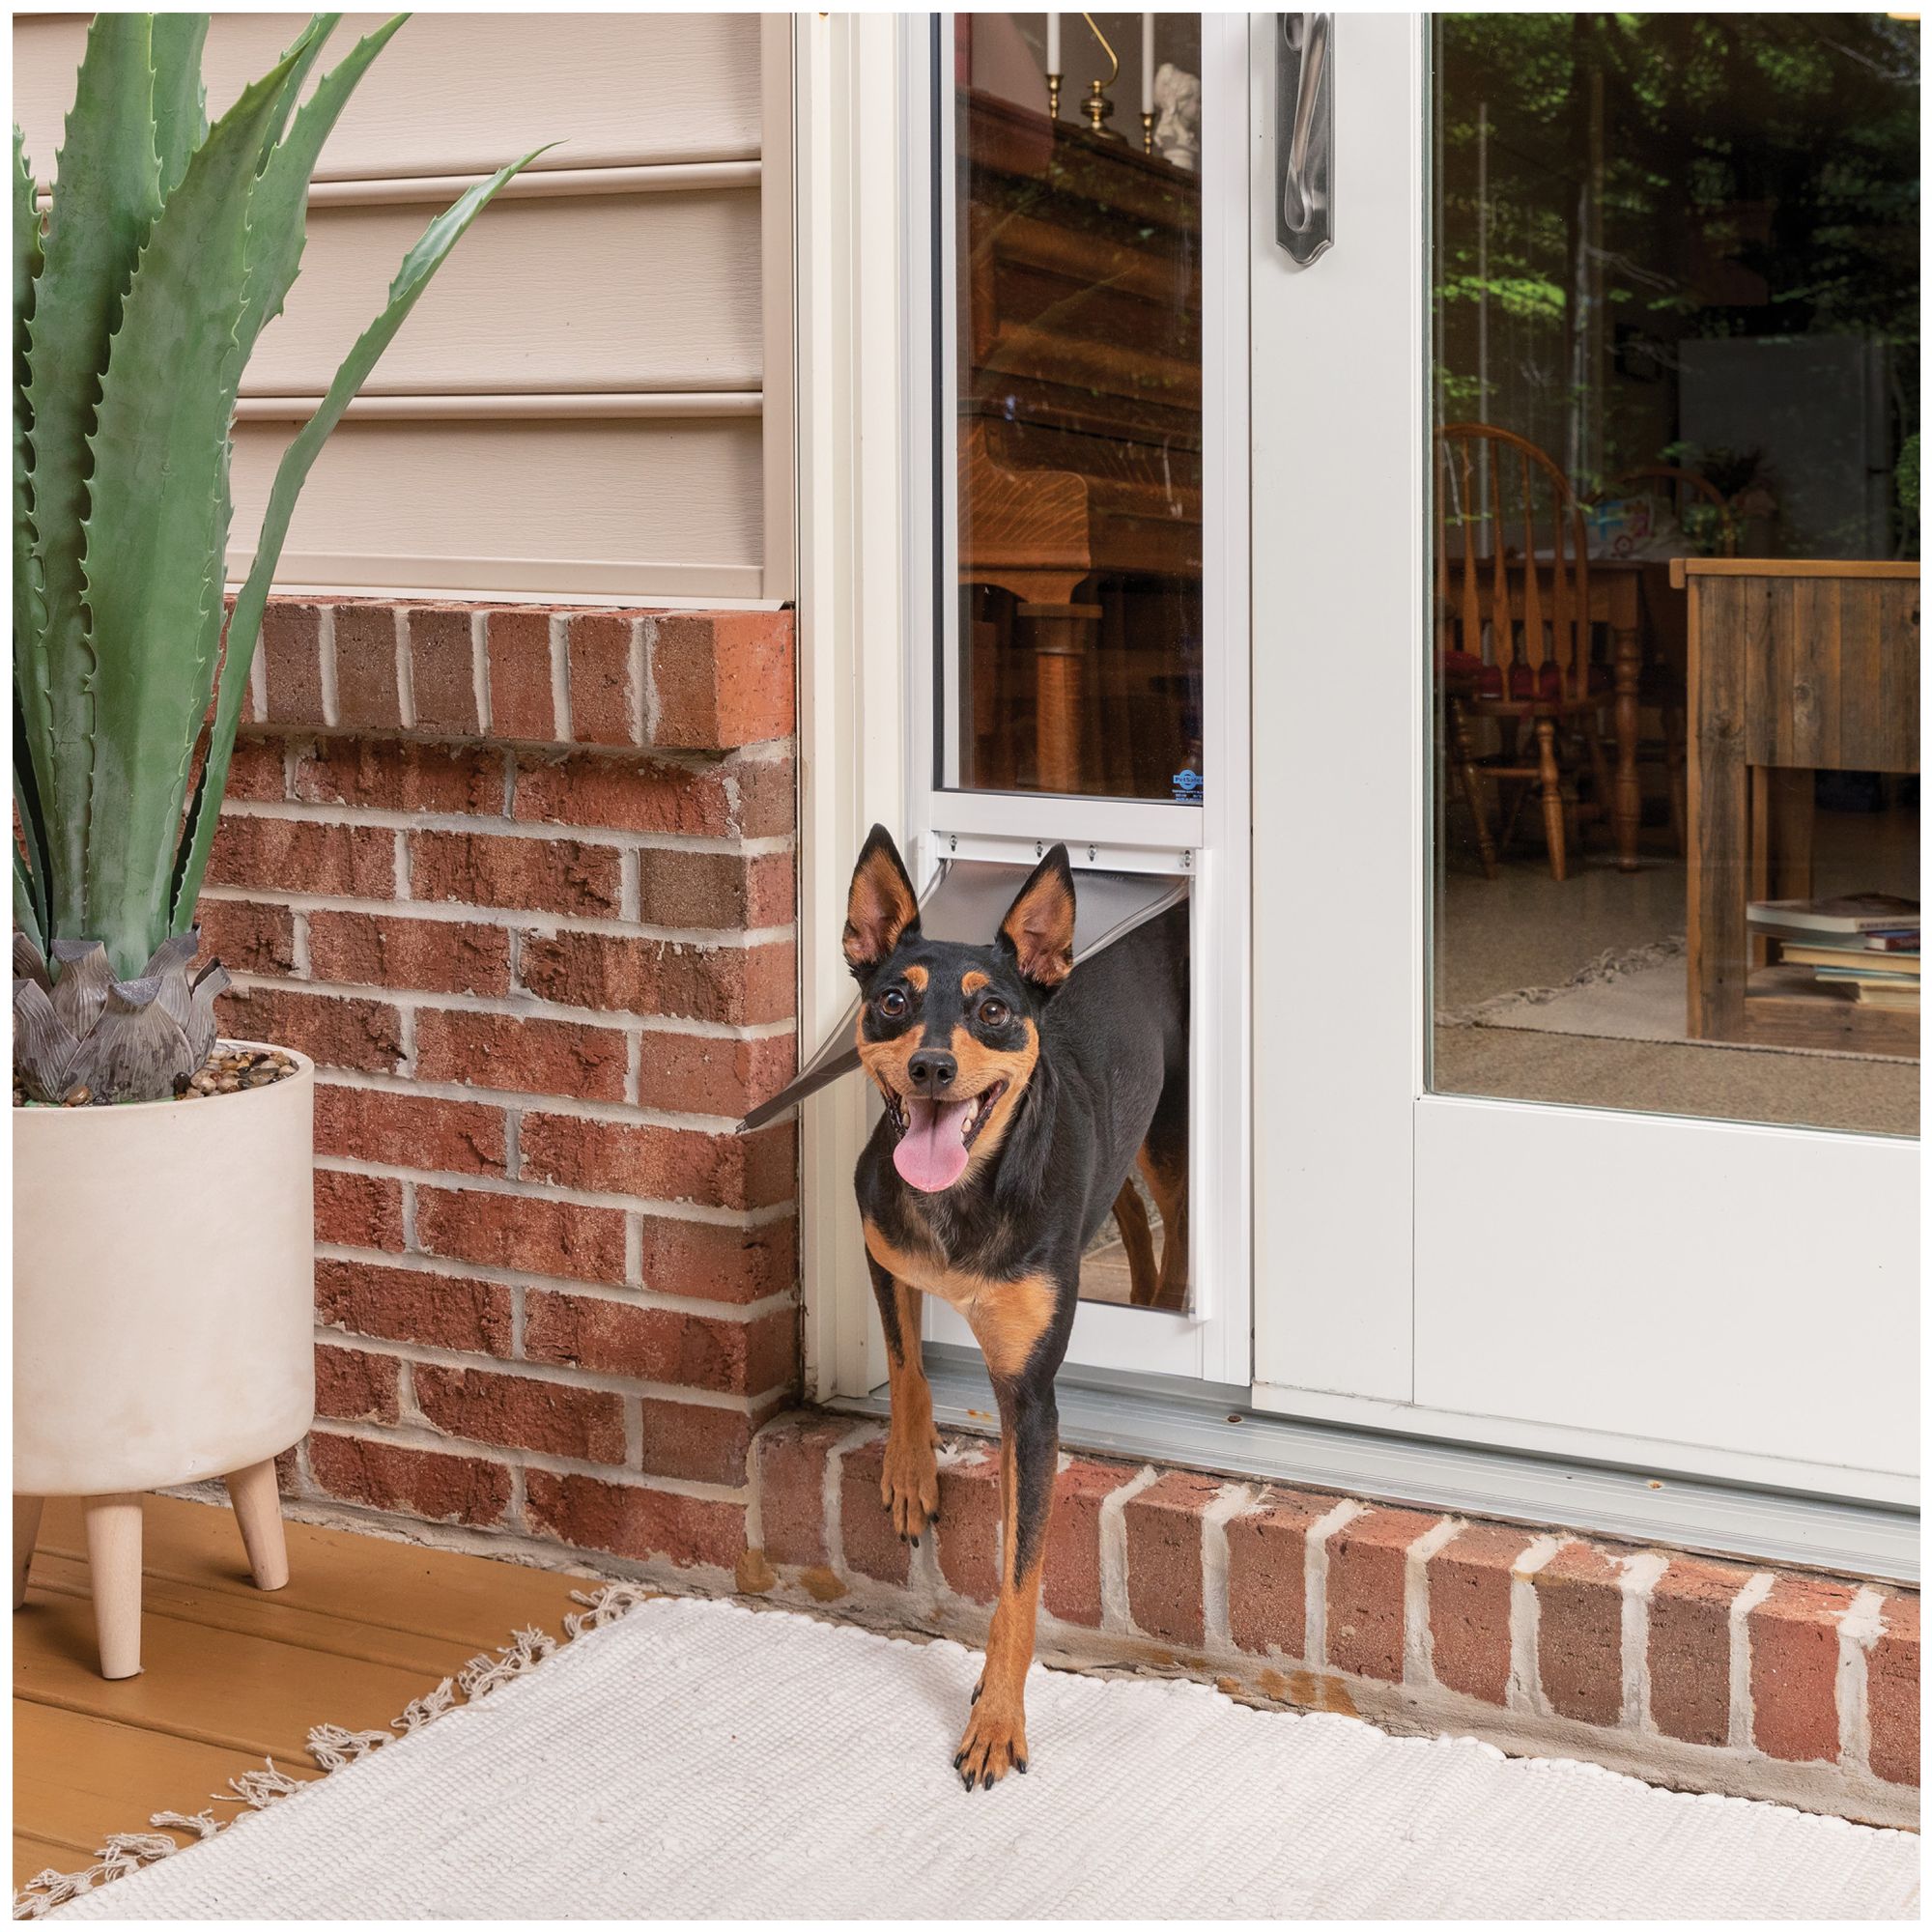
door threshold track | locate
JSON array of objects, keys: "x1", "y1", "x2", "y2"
[{"x1": 835, "y1": 1354, "x2": 1918, "y2": 1585}]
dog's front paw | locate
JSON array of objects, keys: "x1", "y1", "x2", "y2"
[
  {"x1": 952, "y1": 1691, "x2": 1029, "y2": 1791},
  {"x1": 880, "y1": 1431, "x2": 940, "y2": 1544}
]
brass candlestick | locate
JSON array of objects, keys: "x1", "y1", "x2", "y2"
[
  {"x1": 1141, "y1": 109, "x2": 1156, "y2": 156},
  {"x1": 1045, "y1": 71, "x2": 1063, "y2": 121},
  {"x1": 1078, "y1": 13, "x2": 1127, "y2": 141}
]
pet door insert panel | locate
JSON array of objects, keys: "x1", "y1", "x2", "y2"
[{"x1": 944, "y1": 12, "x2": 1208, "y2": 804}]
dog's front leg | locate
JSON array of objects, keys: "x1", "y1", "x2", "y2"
[
  {"x1": 954, "y1": 1358, "x2": 1058, "y2": 1790},
  {"x1": 867, "y1": 1254, "x2": 939, "y2": 1542},
  {"x1": 953, "y1": 1267, "x2": 1070, "y2": 1789}
]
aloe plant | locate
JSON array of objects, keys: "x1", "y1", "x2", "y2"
[{"x1": 13, "y1": 14, "x2": 541, "y2": 1102}]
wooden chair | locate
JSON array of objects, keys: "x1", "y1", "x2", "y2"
[{"x1": 1435, "y1": 423, "x2": 1613, "y2": 883}]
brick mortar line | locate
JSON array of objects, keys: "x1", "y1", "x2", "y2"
[
  {"x1": 317, "y1": 605, "x2": 340, "y2": 729},
  {"x1": 218, "y1": 796, "x2": 799, "y2": 858},
  {"x1": 1508, "y1": 1534, "x2": 1566, "y2": 1716},
  {"x1": 1403, "y1": 1516, "x2": 1464, "y2": 1690},
  {"x1": 639, "y1": 614, "x2": 661, "y2": 745},
  {"x1": 627, "y1": 615, "x2": 649, "y2": 747},
  {"x1": 469, "y1": 610, "x2": 491, "y2": 737},
  {"x1": 1200, "y1": 1484, "x2": 1254, "y2": 1654},
  {"x1": 216, "y1": 897, "x2": 798, "y2": 952},
  {"x1": 237, "y1": 723, "x2": 797, "y2": 767},
  {"x1": 215, "y1": 906, "x2": 801, "y2": 979},
  {"x1": 229, "y1": 965, "x2": 798, "y2": 1030},
  {"x1": 307, "y1": 1418, "x2": 755, "y2": 1504},
  {"x1": 1097, "y1": 1467, "x2": 1157, "y2": 1635},
  {"x1": 1836, "y1": 1583, "x2": 1887, "y2": 1776},
  {"x1": 315, "y1": 1326, "x2": 790, "y2": 1411},
  {"x1": 314, "y1": 1240, "x2": 799, "y2": 1321},
  {"x1": 314, "y1": 1065, "x2": 773, "y2": 1135},
  {"x1": 392, "y1": 607, "x2": 415, "y2": 731},
  {"x1": 1303, "y1": 1497, "x2": 1364, "y2": 1669},
  {"x1": 1728, "y1": 1572, "x2": 1776, "y2": 1749},
  {"x1": 549, "y1": 612, "x2": 573, "y2": 743},
  {"x1": 820, "y1": 1420, "x2": 880, "y2": 1593},
  {"x1": 313, "y1": 1153, "x2": 798, "y2": 1226},
  {"x1": 1619, "y1": 1549, "x2": 1670, "y2": 1731}
]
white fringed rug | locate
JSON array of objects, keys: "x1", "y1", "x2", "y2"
[{"x1": 38, "y1": 1594, "x2": 1919, "y2": 1921}]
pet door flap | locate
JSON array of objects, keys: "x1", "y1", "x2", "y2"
[{"x1": 737, "y1": 861, "x2": 1189, "y2": 1132}]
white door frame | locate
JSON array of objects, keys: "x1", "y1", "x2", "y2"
[
  {"x1": 911, "y1": 14, "x2": 1252, "y2": 1388},
  {"x1": 1245, "y1": 14, "x2": 1918, "y2": 1506}
]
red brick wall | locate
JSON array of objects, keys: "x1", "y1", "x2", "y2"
[{"x1": 207, "y1": 597, "x2": 798, "y2": 1575}]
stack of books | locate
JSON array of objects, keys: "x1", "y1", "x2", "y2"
[{"x1": 1747, "y1": 895, "x2": 1920, "y2": 1010}]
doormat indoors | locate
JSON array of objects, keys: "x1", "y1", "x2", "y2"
[
  {"x1": 1441, "y1": 936, "x2": 1916, "y2": 1065},
  {"x1": 23, "y1": 1591, "x2": 1918, "y2": 1920}
]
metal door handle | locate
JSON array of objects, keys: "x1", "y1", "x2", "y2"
[{"x1": 1276, "y1": 13, "x2": 1333, "y2": 267}]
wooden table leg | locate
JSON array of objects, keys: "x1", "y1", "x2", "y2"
[
  {"x1": 1612, "y1": 618, "x2": 1643, "y2": 870},
  {"x1": 1019, "y1": 600, "x2": 1102, "y2": 796}
]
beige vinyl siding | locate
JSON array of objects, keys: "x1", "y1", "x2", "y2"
[
  {"x1": 13, "y1": 13, "x2": 790, "y2": 602},
  {"x1": 249, "y1": 185, "x2": 764, "y2": 397},
  {"x1": 13, "y1": 14, "x2": 761, "y2": 181}
]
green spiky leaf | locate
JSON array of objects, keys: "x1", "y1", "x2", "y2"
[
  {"x1": 149, "y1": 13, "x2": 210, "y2": 196},
  {"x1": 237, "y1": 15, "x2": 401, "y2": 370},
  {"x1": 172, "y1": 143, "x2": 547, "y2": 929},
  {"x1": 79, "y1": 43, "x2": 307, "y2": 978},
  {"x1": 14, "y1": 128, "x2": 50, "y2": 944},
  {"x1": 19, "y1": 14, "x2": 161, "y2": 939}
]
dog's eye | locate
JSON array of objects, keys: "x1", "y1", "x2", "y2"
[
  {"x1": 879, "y1": 987, "x2": 908, "y2": 1018},
  {"x1": 979, "y1": 998, "x2": 1009, "y2": 1027}
]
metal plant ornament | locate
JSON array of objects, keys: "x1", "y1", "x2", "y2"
[{"x1": 13, "y1": 14, "x2": 542, "y2": 1101}]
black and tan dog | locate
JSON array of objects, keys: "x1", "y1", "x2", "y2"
[{"x1": 843, "y1": 825, "x2": 1187, "y2": 1789}]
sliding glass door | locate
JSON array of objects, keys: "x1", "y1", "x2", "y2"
[{"x1": 1251, "y1": 14, "x2": 1918, "y2": 1499}]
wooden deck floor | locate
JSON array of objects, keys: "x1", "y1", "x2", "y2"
[{"x1": 14, "y1": 1494, "x2": 582, "y2": 1893}]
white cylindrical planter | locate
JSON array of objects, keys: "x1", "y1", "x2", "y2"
[{"x1": 13, "y1": 1042, "x2": 315, "y2": 1675}]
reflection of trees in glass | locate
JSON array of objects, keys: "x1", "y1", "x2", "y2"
[{"x1": 1435, "y1": 13, "x2": 1919, "y2": 556}]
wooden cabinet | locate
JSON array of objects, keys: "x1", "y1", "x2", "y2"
[{"x1": 1679, "y1": 557, "x2": 1920, "y2": 1058}]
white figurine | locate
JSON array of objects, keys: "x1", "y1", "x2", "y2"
[{"x1": 1152, "y1": 63, "x2": 1201, "y2": 173}]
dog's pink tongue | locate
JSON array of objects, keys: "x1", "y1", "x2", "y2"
[{"x1": 894, "y1": 1095, "x2": 974, "y2": 1193}]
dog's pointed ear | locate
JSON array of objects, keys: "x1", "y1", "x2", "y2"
[
  {"x1": 997, "y1": 844, "x2": 1077, "y2": 990},
  {"x1": 844, "y1": 824, "x2": 921, "y2": 976}
]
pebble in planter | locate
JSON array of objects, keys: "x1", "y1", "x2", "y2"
[{"x1": 12, "y1": 14, "x2": 539, "y2": 1676}]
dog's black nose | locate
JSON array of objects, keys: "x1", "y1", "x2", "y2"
[{"x1": 906, "y1": 1049, "x2": 956, "y2": 1093}]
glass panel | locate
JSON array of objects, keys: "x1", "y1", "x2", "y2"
[
  {"x1": 1429, "y1": 14, "x2": 1920, "y2": 1136},
  {"x1": 949, "y1": 13, "x2": 1205, "y2": 802}
]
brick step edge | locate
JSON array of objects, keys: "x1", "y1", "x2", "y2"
[{"x1": 748, "y1": 1411, "x2": 1918, "y2": 1832}]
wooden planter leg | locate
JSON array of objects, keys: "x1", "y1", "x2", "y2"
[
  {"x1": 225, "y1": 1459, "x2": 290, "y2": 1592},
  {"x1": 14, "y1": 1496, "x2": 43, "y2": 1609},
  {"x1": 83, "y1": 1494, "x2": 143, "y2": 1680}
]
